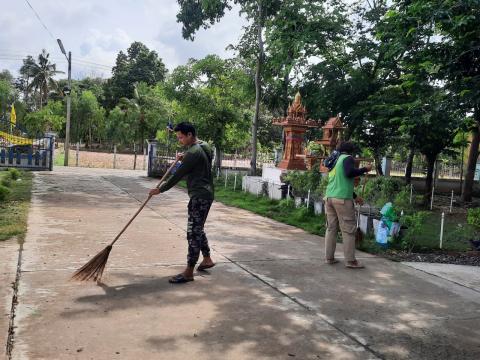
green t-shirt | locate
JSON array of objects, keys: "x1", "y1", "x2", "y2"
[
  {"x1": 160, "y1": 141, "x2": 214, "y2": 200},
  {"x1": 325, "y1": 154, "x2": 354, "y2": 200}
]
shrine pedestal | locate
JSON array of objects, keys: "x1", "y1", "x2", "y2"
[
  {"x1": 262, "y1": 166, "x2": 285, "y2": 184},
  {"x1": 243, "y1": 165, "x2": 288, "y2": 200}
]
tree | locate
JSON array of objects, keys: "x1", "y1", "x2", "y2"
[
  {"x1": 0, "y1": 79, "x2": 15, "y2": 118},
  {"x1": 104, "y1": 42, "x2": 167, "y2": 109},
  {"x1": 135, "y1": 82, "x2": 176, "y2": 149},
  {"x1": 106, "y1": 106, "x2": 138, "y2": 147},
  {"x1": 410, "y1": 89, "x2": 462, "y2": 206},
  {"x1": 299, "y1": 0, "x2": 401, "y2": 146},
  {"x1": 384, "y1": 0, "x2": 480, "y2": 201},
  {"x1": 353, "y1": 86, "x2": 404, "y2": 175},
  {"x1": 26, "y1": 50, "x2": 63, "y2": 110},
  {"x1": 165, "y1": 55, "x2": 251, "y2": 170},
  {"x1": 71, "y1": 90, "x2": 106, "y2": 147},
  {"x1": 176, "y1": 0, "x2": 283, "y2": 175},
  {"x1": 262, "y1": 0, "x2": 348, "y2": 116},
  {"x1": 0, "y1": 70, "x2": 14, "y2": 84},
  {"x1": 22, "y1": 101, "x2": 65, "y2": 136}
]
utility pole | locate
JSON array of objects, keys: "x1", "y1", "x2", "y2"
[
  {"x1": 65, "y1": 51, "x2": 71, "y2": 166},
  {"x1": 57, "y1": 39, "x2": 71, "y2": 166}
]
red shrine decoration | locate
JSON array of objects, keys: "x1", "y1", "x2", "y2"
[
  {"x1": 273, "y1": 92, "x2": 319, "y2": 170},
  {"x1": 317, "y1": 115, "x2": 345, "y2": 152}
]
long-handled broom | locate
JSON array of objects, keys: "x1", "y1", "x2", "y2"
[{"x1": 71, "y1": 159, "x2": 179, "y2": 282}]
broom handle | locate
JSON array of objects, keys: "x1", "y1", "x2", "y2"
[{"x1": 110, "y1": 158, "x2": 179, "y2": 246}]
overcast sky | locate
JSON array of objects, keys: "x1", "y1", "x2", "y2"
[{"x1": 0, "y1": 0, "x2": 246, "y2": 79}]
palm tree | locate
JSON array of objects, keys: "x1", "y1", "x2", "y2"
[
  {"x1": 27, "y1": 50, "x2": 64, "y2": 109},
  {"x1": 19, "y1": 55, "x2": 36, "y2": 105}
]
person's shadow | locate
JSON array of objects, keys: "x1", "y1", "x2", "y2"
[{"x1": 62, "y1": 271, "x2": 211, "y2": 319}]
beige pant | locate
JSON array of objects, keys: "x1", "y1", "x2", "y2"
[{"x1": 325, "y1": 197, "x2": 356, "y2": 262}]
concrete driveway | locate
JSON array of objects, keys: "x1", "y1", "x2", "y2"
[{"x1": 2, "y1": 167, "x2": 480, "y2": 359}]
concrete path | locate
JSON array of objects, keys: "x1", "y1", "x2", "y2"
[
  {"x1": 402, "y1": 262, "x2": 480, "y2": 293},
  {"x1": 3, "y1": 167, "x2": 480, "y2": 359},
  {"x1": 1, "y1": 239, "x2": 19, "y2": 356}
]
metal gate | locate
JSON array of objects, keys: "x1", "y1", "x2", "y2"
[
  {"x1": 147, "y1": 139, "x2": 175, "y2": 177},
  {"x1": 0, "y1": 118, "x2": 54, "y2": 171}
]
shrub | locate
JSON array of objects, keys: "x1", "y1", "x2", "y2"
[
  {"x1": 467, "y1": 208, "x2": 480, "y2": 229},
  {"x1": 1, "y1": 176, "x2": 11, "y2": 187},
  {"x1": 0, "y1": 184, "x2": 10, "y2": 201},
  {"x1": 284, "y1": 169, "x2": 326, "y2": 199},
  {"x1": 284, "y1": 170, "x2": 309, "y2": 197},
  {"x1": 363, "y1": 177, "x2": 403, "y2": 208},
  {"x1": 445, "y1": 223, "x2": 477, "y2": 244},
  {"x1": 393, "y1": 187, "x2": 414, "y2": 214},
  {"x1": 305, "y1": 141, "x2": 325, "y2": 156},
  {"x1": 398, "y1": 211, "x2": 429, "y2": 252},
  {"x1": 8, "y1": 168, "x2": 20, "y2": 180}
]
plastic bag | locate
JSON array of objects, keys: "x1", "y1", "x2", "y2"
[
  {"x1": 380, "y1": 202, "x2": 397, "y2": 229},
  {"x1": 390, "y1": 222, "x2": 401, "y2": 237},
  {"x1": 380, "y1": 202, "x2": 397, "y2": 220},
  {"x1": 376, "y1": 220, "x2": 389, "y2": 245}
]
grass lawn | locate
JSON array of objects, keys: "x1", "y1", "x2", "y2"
[
  {"x1": 178, "y1": 176, "x2": 470, "y2": 253},
  {"x1": 179, "y1": 178, "x2": 326, "y2": 237},
  {"x1": 417, "y1": 212, "x2": 470, "y2": 251},
  {"x1": 0, "y1": 169, "x2": 33, "y2": 242},
  {"x1": 359, "y1": 211, "x2": 470, "y2": 254},
  {"x1": 54, "y1": 151, "x2": 65, "y2": 166}
]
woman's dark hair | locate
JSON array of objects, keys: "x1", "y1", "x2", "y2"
[
  {"x1": 336, "y1": 141, "x2": 356, "y2": 155},
  {"x1": 174, "y1": 122, "x2": 196, "y2": 136}
]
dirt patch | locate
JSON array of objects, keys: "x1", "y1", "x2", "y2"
[
  {"x1": 385, "y1": 250, "x2": 480, "y2": 266},
  {"x1": 65, "y1": 150, "x2": 146, "y2": 170}
]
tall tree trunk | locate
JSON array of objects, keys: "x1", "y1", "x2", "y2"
[
  {"x1": 249, "y1": 2, "x2": 263, "y2": 176},
  {"x1": 374, "y1": 152, "x2": 383, "y2": 176},
  {"x1": 282, "y1": 69, "x2": 289, "y2": 116},
  {"x1": 89, "y1": 125, "x2": 92, "y2": 149},
  {"x1": 24, "y1": 76, "x2": 29, "y2": 105},
  {"x1": 462, "y1": 110, "x2": 480, "y2": 202},
  {"x1": 39, "y1": 89, "x2": 43, "y2": 110},
  {"x1": 141, "y1": 122, "x2": 145, "y2": 152},
  {"x1": 424, "y1": 155, "x2": 436, "y2": 207},
  {"x1": 405, "y1": 146, "x2": 415, "y2": 185},
  {"x1": 215, "y1": 146, "x2": 222, "y2": 173}
]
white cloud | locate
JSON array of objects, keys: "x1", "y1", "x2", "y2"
[{"x1": 0, "y1": 0, "x2": 246, "y2": 79}]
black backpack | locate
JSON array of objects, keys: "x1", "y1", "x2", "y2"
[{"x1": 323, "y1": 150, "x2": 340, "y2": 171}]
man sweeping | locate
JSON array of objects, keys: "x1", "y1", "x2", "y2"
[{"x1": 149, "y1": 122, "x2": 215, "y2": 283}]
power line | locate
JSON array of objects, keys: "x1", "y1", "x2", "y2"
[
  {"x1": 23, "y1": 0, "x2": 56, "y2": 41},
  {"x1": 72, "y1": 58, "x2": 113, "y2": 68},
  {"x1": 0, "y1": 57, "x2": 110, "y2": 76},
  {"x1": 0, "y1": 53, "x2": 113, "y2": 69}
]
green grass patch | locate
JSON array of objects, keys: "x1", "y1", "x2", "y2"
[
  {"x1": 358, "y1": 235, "x2": 387, "y2": 255},
  {"x1": 0, "y1": 170, "x2": 33, "y2": 242},
  {"x1": 177, "y1": 177, "x2": 470, "y2": 253},
  {"x1": 54, "y1": 151, "x2": 65, "y2": 166},
  {"x1": 359, "y1": 212, "x2": 470, "y2": 253},
  {"x1": 178, "y1": 178, "x2": 326, "y2": 237},
  {"x1": 417, "y1": 212, "x2": 470, "y2": 251}
]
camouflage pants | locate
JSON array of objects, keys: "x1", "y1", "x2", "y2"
[{"x1": 187, "y1": 198, "x2": 213, "y2": 267}]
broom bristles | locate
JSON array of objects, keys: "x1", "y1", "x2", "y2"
[{"x1": 71, "y1": 245, "x2": 112, "y2": 282}]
